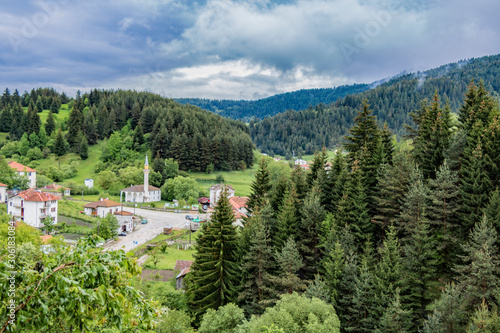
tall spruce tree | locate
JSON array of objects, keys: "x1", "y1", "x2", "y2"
[
  {"x1": 133, "y1": 121, "x2": 145, "y2": 151},
  {"x1": 66, "y1": 104, "x2": 84, "y2": 150},
  {"x1": 274, "y1": 188, "x2": 300, "y2": 250},
  {"x1": 376, "y1": 289, "x2": 413, "y2": 333},
  {"x1": 273, "y1": 237, "x2": 306, "y2": 295},
  {"x1": 484, "y1": 188, "x2": 500, "y2": 248},
  {"x1": 298, "y1": 188, "x2": 325, "y2": 281},
  {"x1": 26, "y1": 102, "x2": 41, "y2": 136},
  {"x1": 83, "y1": 108, "x2": 98, "y2": 145},
  {"x1": 455, "y1": 216, "x2": 500, "y2": 312},
  {"x1": 428, "y1": 161, "x2": 460, "y2": 275},
  {"x1": 247, "y1": 157, "x2": 272, "y2": 215},
  {"x1": 45, "y1": 110, "x2": 55, "y2": 136},
  {"x1": 238, "y1": 208, "x2": 276, "y2": 314},
  {"x1": 374, "y1": 225, "x2": 407, "y2": 320},
  {"x1": 53, "y1": 128, "x2": 67, "y2": 156},
  {"x1": 421, "y1": 283, "x2": 467, "y2": 333},
  {"x1": 336, "y1": 250, "x2": 359, "y2": 332},
  {"x1": 187, "y1": 188, "x2": 239, "y2": 315},
  {"x1": 349, "y1": 255, "x2": 377, "y2": 332}
]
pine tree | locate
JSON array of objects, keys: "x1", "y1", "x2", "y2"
[
  {"x1": 307, "y1": 148, "x2": 328, "y2": 187},
  {"x1": 247, "y1": 157, "x2": 272, "y2": 215},
  {"x1": 79, "y1": 138, "x2": 89, "y2": 160},
  {"x1": 374, "y1": 225, "x2": 407, "y2": 320},
  {"x1": 50, "y1": 98, "x2": 59, "y2": 114},
  {"x1": 45, "y1": 110, "x2": 55, "y2": 136},
  {"x1": 323, "y1": 240, "x2": 345, "y2": 305},
  {"x1": 376, "y1": 288, "x2": 413, "y2": 333},
  {"x1": 403, "y1": 217, "x2": 440, "y2": 330},
  {"x1": 484, "y1": 188, "x2": 500, "y2": 247},
  {"x1": 373, "y1": 151, "x2": 415, "y2": 240},
  {"x1": 36, "y1": 95, "x2": 44, "y2": 113},
  {"x1": 459, "y1": 81, "x2": 495, "y2": 134},
  {"x1": 83, "y1": 108, "x2": 98, "y2": 145},
  {"x1": 455, "y1": 216, "x2": 500, "y2": 312},
  {"x1": 273, "y1": 237, "x2": 306, "y2": 294},
  {"x1": 484, "y1": 116, "x2": 500, "y2": 189},
  {"x1": 336, "y1": 251, "x2": 358, "y2": 332},
  {"x1": 133, "y1": 121, "x2": 146, "y2": 151},
  {"x1": 349, "y1": 256, "x2": 377, "y2": 332},
  {"x1": 396, "y1": 165, "x2": 430, "y2": 242},
  {"x1": 0, "y1": 107, "x2": 12, "y2": 132},
  {"x1": 187, "y1": 188, "x2": 239, "y2": 315},
  {"x1": 53, "y1": 128, "x2": 67, "y2": 157},
  {"x1": 26, "y1": 102, "x2": 41, "y2": 135},
  {"x1": 298, "y1": 188, "x2": 325, "y2": 281},
  {"x1": 66, "y1": 104, "x2": 84, "y2": 150},
  {"x1": 304, "y1": 275, "x2": 330, "y2": 303},
  {"x1": 274, "y1": 188, "x2": 300, "y2": 250},
  {"x1": 459, "y1": 141, "x2": 493, "y2": 238},
  {"x1": 428, "y1": 161, "x2": 460, "y2": 275},
  {"x1": 238, "y1": 208, "x2": 276, "y2": 314},
  {"x1": 421, "y1": 283, "x2": 467, "y2": 333}
]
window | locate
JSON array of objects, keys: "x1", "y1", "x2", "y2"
[{"x1": 51, "y1": 208, "x2": 55, "y2": 212}]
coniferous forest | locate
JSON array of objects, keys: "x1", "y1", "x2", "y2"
[
  {"x1": 174, "y1": 81, "x2": 500, "y2": 332},
  {"x1": 250, "y1": 55, "x2": 500, "y2": 156}
]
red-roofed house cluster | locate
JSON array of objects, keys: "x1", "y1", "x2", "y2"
[
  {"x1": 7, "y1": 189, "x2": 60, "y2": 228},
  {"x1": 83, "y1": 198, "x2": 134, "y2": 232}
]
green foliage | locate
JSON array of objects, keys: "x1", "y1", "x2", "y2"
[
  {"x1": 240, "y1": 292, "x2": 341, "y2": 333},
  {"x1": 273, "y1": 237, "x2": 306, "y2": 294},
  {"x1": 94, "y1": 214, "x2": 120, "y2": 240},
  {"x1": 246, "y1": 158, "x2": 271, "y2": 214},
  {"x1": 0, "y1": 236, "x2": 158, "y2": 332},
  {"x1": 156, "y1": 309, "x2": 195, "y2": 333},
  {"x1": 161, "y1": 176, "x2": 200, "y2": 201},
  {"x1": 198, "y1": 303, "x2": 245, "y2": 333}
]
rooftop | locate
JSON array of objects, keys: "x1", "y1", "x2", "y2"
[
  {"x1": 84, "y1": 198, "x2": 121, "y2": 208},
  {"x1": 14, "y1": 189, "x2": 60, "y2": 202},
  {"x1": 209, "y1": 183, "x2": 235, "y2": 191},
  {"x1": 8, "y1": 161, "x2": 36, "y2": 172},
  {"x1": 120, "y1": 184, "x2": 160, "y2": 192},
  {"x1": 0, "y1": 183, "x2": 7, "y2": 187}
]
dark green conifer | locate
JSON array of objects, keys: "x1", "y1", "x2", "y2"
[
  {"x1": 53, "y1": 128, "x2": 67, "y2": 156},
  {"x1": 45, "y1": 110, "x2": 55, "y2": 136},
  {"x1": 187, "y1": 188, "x2": 239, "y2": 315},
  {"x1": 0, "y1": 107, "x2": 12, "y2": 132},
  {"x1": 247, "y1": 157, "x2": 271, "y2": 215},
  {"x1": 133, "y1": 121, "x2": 146, "y2": 151}
]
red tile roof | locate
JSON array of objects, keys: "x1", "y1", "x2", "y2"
[
  {"x1": 120, "y1": 185, "x2": 160, "y2": 192},
  {"x1": 0, "y1": 183, "x2": 7, "y2": 187},
  {"x1": 16, "y1": 189, "x2": 60, "y2": 202},
  {"x1": 40, "y1": 235, "x2": 53, "y2": 244},
  {"x1": 8, "y1": 161, "x2": 36, "y2": 172},
  {"x1": 115, "y1": 210, "x2": 133, "y2": 216},
  {"x1": 84, "y1": 199, "x2": 121, "y2": 208},
  {"x1": 43, "y1": 183, "x2": 69, "y2": 191},
  {"x1": 229, "y1": 196, "x2": 248, "y2": 210},
  {"x1": 177, "y1": 266, "x2": 191, "y2": 278},
  {"x1": 174, "y1": 260, "x2": 193, "y2": 272}
]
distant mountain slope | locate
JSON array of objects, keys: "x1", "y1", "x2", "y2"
[
  {"x1": 251, "y1": 54, "x2": 500, "y2": 157},
  {"x1": 175, "y1": 84, "x2": 370, "y2": 121}
]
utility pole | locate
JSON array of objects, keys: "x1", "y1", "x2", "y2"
[{"x1": 81, "y1": 186, "x2": 84, "y2": 201}]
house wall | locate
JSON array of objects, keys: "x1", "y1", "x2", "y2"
[
  {"x1": 97, "y1": 206, "x2": 120, "y2": 218},
  {"x1": 15, "y1": 171, "x2": 37, "y2": 189},
  {"x1": 8, "y1": 198, "x2": 58, "y2": 228},
  {"x1": 0, "y1": 187, "x2": 6, "y2": 203},
  {"x1": 116, "y1": 215, "x2": 133, "y2": 232},
  {"x1": 210, "y1": 188, "x2": 235, "y2": 207}
]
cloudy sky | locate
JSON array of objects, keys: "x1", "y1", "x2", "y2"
[{"x1": 1, "y1": 0, "x2": 499, "y2": 100}]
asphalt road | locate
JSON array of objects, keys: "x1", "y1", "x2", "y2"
[{"x1": 105, "y1": 207, "x2": 210, "y2": 253}]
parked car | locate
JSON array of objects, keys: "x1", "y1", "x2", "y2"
[
  {"x1": 185, "y1": 215, "x2": 194, "y2": 220},
  {"x1": 141, "y1": 219, "x2": 148, "y2": 224},
  {"x1": 118, "y1": 232, "x2": 127, "y2": 236}
]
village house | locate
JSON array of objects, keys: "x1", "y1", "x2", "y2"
[
  {"x1": 228, "y1": 196, "x2": 249, "y2": 219},
  {"x1": 7, "y1": 189, "x2": 60, "y2": 228},
  {"x1": 83, "y1": 198, "x2": 121, "y2": 218},
  {"x1": 8, "y1": 161, "x2": 37, "y2": 189},
  {"x1": 120, "y1": 155, "x2": 161, "y2": 203},
  {"x1": 0, "y1": 183, "x2": 7, "y2": 203},
  {"x1": 41, "y1": 183, "x2": 71, "y2": 197},
  {"x1": 84, "y1": 178, "x2": 94, "y2": 189},
  {"x1": 174, "y1": 260, "x2": 194, "y2": 290},
  {"x1": 209, "y1": 183, "x2": 235, "y2": 207},
  {"x1": 114, "y1": 210, "x2": 134, "y2": 233}
]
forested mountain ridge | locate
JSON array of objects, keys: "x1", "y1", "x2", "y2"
[
  {"x1": 0, "y1": 88, "x2": 254, "y2": 173},
  {"x1": 175, "y1": 84, "x2": 370, "y2": 121},
  {"x1": 251, "y1": 54, "x2": 500, "y2": 156}
]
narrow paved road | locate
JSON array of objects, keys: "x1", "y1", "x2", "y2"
[{"x1": 105, "y1": 207, "x2": 210, "y2": 253}]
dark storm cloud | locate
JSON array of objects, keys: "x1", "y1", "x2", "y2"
[{"x1": 1, "y1": 0, "x2": 499, "y2": 99}]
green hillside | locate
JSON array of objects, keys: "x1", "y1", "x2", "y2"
[{"x1": 251, "y1": 54, "x2": 500, "y2": 156}]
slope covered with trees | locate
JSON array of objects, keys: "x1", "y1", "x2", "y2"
[
  {"x1": 0, "y1": 88, "x2": 254, "y2": 173},
  {"x1": 175, "y1": 84, "x2": 370, "y2": 121},
  {"x1": 251, "y1": 54, "x2": 500, "y2": 156}
]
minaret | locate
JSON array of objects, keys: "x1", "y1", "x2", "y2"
[{"x1": 143, "y1": 154, "x2": 149, "y2": 202}]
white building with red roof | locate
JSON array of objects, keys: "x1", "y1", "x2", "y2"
[
  {"x1": 209, "y1": 183, "x2": 235, "y2": 207},
  {"x1": 8, "y1": 161, "x2": 37, "y2": 189},
  {"x1": 0, "y1": 183, "x2": 7, "y2": 203},
  {"x1": 120, "y1": 155, "x2": 161, "y2": 203},
  {"x1": 42, "y1": 183, "x2": 71, "y2": 197},
  {"x1": 83, "y1": 198, "x2": 122, "y2": 218},
  {"x1": 7, "y1": 189, "x2": 60, "y2": 228}
]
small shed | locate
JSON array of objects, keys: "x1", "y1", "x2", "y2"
[{"x1": 84, "y1": 179, "x2": 94, "y2": 189}]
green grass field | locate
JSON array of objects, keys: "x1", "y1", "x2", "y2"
[{"x1": 191, "y1": 165, "x2": 258, "y2": 197}]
